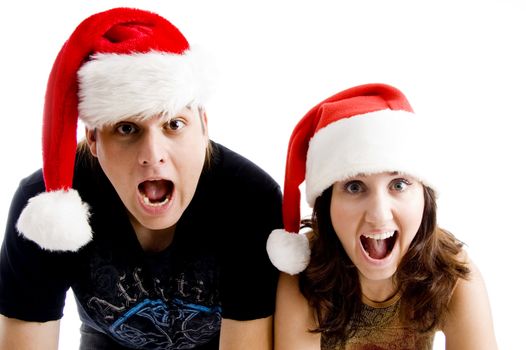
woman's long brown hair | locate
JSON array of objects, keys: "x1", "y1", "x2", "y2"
[{"x1": 299, "y1": 185, "x2": 469, "y2": 348}]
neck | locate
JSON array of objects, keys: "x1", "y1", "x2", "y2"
[
  {"x1": 130, "y1": 219, "x2": 176, "y2": 252},
  {"x1": 359, "y1": 276, "x2": 398, "y2": 303}
]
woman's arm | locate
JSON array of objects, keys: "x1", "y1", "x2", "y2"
[
  {"x1": 0, "y1": 314, "x2": 60, "y2": 350},
  {"x1": 442, "y1": 258, "x2": 498, "y2": 350},
  {"x1": 219, "y1": 316, "x2": 272, "y2": 350},
  {"x1": 274, "y1": 272, "x2": 320, "y2": 350}
]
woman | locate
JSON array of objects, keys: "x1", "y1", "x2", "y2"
[{"x1": 267, "y1": 83, "x2": 498, "y2": 349}]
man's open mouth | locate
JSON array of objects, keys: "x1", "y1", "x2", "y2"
[
  {"x1": 138, "y1": 180, "x2": 174, "y2": 207},
  {"x1": 360, "y1": 231, "x2": 398, "y2": 260}
]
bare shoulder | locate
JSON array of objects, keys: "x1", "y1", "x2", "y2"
[
  {"x1": 219, "y1": 316, "x2": 272, "y2": 350},
  {"x1": 447, "y1": 252, "x2": 488, "y2": 318},
  {"x1": 442, "y1": 251, "x2": 499, "y2": 350},
  {"x1": 274, "y1": 273, "x2": 320, "y2": 350},
  {"x1": 452, "y1": 250, "x2": 486, "y2": 297}
]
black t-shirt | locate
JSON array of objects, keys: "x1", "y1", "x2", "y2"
[{"x1": 0, "y1": 142, "x2": 282, "y2": 349}]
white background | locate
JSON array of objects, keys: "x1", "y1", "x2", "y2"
[{"x1": 1, "y1": 1, "x2": 524, "y2": 349}]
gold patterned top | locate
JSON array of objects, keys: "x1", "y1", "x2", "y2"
[{"x1": 321, "y1": 293, "x2": 435, "y2": 350}]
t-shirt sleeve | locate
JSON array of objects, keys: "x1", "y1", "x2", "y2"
[
  {"x1": 0, "y1": 171, "x2": 70, "y2": 322},
  {"x1": 219, "y1": 174, "x2": 283, "y2": 321}
]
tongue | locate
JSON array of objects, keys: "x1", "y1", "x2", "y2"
[
  {"x1": 141, "y1": 181, "x2": 170, "y2": 202},
  {"x1": 364, "y1": 237, "x2": 388, "y2": 259}
]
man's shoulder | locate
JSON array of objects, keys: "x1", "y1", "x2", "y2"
[
  {"x1": 20, "y1": 168, "x2": 45, "y2": 187},
  {"x1": 209, "y1": 142, "x2": 279, "y2": 191},
  {"x1": 12, "y1": 169, "x2": 46, "y2": 202}
]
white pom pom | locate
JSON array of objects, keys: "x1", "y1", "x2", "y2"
[
  {"x1": 16, "y1": 189, "x2": 93, "y2": 251},
  {"x1": 266, "y1": 229, "x2": 310, "y2": 275}
]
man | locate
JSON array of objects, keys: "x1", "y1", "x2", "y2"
[{"x1": 0, "y1": 8, "x2": 281, "y2": 349}]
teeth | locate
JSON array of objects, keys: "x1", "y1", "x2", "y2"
[
  {"x1": 363, "y1": 231, "x2": 395, "y2": 240},
  {"x1": 142, "y1": 194, "x2": 170, "y2": 207}
]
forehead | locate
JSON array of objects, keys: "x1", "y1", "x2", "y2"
[
  {"x1": 355, "y1": 171, "x2": 399, "y2": 178},
  {"x1": 340, "y1": 171, "x2": 418, "y2": 182}
]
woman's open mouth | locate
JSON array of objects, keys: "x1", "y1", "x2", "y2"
[
  {"x1": 138, "y1": 180, "x2": 174, "y2": 207},
  {"x1": 360, "y1": 231, "x2": 398, "y2": 260}
]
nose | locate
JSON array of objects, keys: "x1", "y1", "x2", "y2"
[
  {"x1": 137, "y1": 130, "x2": 166, "y2": 166},
  {"x1": 364, "y1": 190, "x2": 393, "y2": 224}
]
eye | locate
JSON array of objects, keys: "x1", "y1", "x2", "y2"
[
  {"x1": 391, "y1": 178, "x2": 411, "y2": 192},
  {"x1": 344, "y1": 181, "x2": 364, "y2": 194},
  {"x1": 115, "y1": 123, "x2": 138, "y2": 135},
  {"x1": 166, "y1": 118, "x2": 186, "y2": 131}
]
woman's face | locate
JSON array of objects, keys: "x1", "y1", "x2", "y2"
[
  {"x1": 86, "y1": 107, "x2": 208, "y2": 235},
  {"x1": 330, "y1": 172, "x2": 425, "y2": 287}
]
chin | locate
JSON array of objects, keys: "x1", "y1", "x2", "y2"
[
  {"x1": 359, "y1": 267, "x2": 398, "y2": 282},
  {"x1": 129, "y1": 208, "x2": 180, "y2": 231},
  {"x1": 142, "y1": 216, "x2": 179, "y2": 231}
]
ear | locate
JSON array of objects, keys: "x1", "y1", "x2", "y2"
[
  {"x1": 198, "y1": 109, "x2": 209, "y2": 136},
  {"x1": 85, "y1": 128, "x2": 98, "y2": 157},
  {"x1": 201, "y1": 110, "x2": 208, "y2": 125}
]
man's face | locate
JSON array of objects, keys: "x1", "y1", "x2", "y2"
[{"x1": 86, "y1": 107, "x2": 208, "y2": 235}]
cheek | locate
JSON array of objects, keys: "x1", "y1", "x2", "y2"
[
  {"x1": 330, "y1": 199, "x2": 359, "y2": 240},
  {"x1": 174, "y1": 140, "x2": 207, "y2": 184},
  {"x1": 94, "y1": 137, "x2": 119, "y2": 163},
  {"x1": 96, "y1": 144, "x2": 133, "y2": 191},
  {"x1": 400, "y1": 200, "x2": 425, "y2": 242},
  {"x1": 98, "y1": 159, "x2": 130, "y2": 195},
  {"x1": 177, "y1": 127, "x2": 207, "y2": 156}
]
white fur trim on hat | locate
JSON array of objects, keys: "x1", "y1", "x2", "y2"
[
  {"x1": 16, "y1": 189, "x2": 92, "y2": 251},
  {"x1": 266, "y1": 229, "x2": 310, "y2": 275},
  {"x1": 78, "y1": 47, "x2": 213, "y2": 128},
  {"x1": 306, "y1": 109, "x2": 433, "y2": 206}
]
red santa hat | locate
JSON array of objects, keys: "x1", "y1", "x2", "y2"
[
  {"x1": 266, "y1": 83, "x2": 435, "y2": 274},
  {"x1": 16, "y1": 7, "x2": 211, "y2": 251}
]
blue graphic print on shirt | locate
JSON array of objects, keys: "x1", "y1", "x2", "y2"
[
  {"x1": 75, "y1": 252, "x2": 223, "y2": 349},
  {"x1": 109, "y1": 298, "x2": 221, "y2": 349}
]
